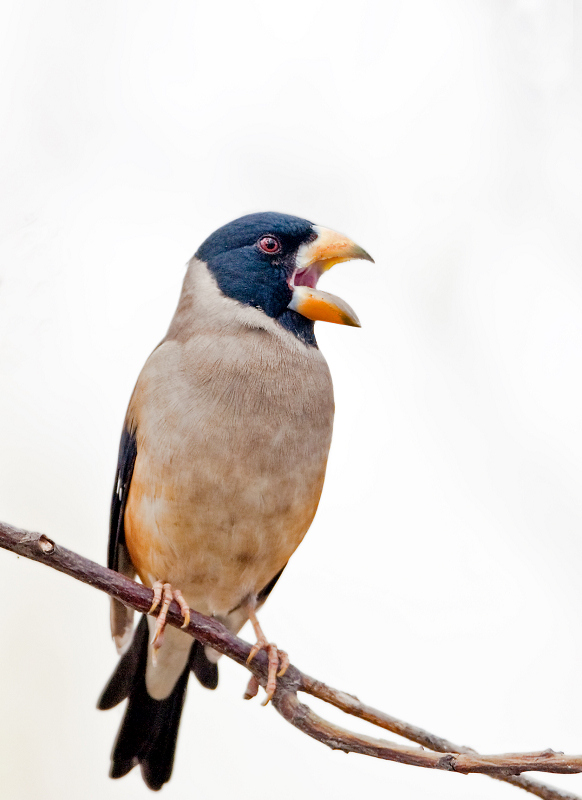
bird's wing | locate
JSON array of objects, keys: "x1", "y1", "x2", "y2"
[
  {"x1": 108, "y1": 426, "x2": 137, "y2": 571},
  {"x1": 108, "y1": 424, "x2": 138, "y2": 652},
  {"x1": 256, "y1": 565, "x2": 286, "y2": 608}
]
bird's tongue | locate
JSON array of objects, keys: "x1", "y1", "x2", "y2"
[{"x1": 292, "y1": 264, "x2": 324, "y2": 289}]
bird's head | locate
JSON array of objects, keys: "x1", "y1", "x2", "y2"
[{"x1": 195, "y1": 212, "x2": 373, "y2": 346}]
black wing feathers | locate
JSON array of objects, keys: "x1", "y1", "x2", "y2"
[
  {"x1": 108, "y1": 426, "x2": 138, "y2": 571},
  {"x1": 257, "y1": 565, "x2": 286, "y2": 606}
]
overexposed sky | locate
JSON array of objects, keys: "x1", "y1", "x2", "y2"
[{"x1": 1, "y1": 1, "x2": 581, "y2": 798}]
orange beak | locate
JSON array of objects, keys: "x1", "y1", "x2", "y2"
[{"x1": 288, "y1": 225, "x2": 373, "y2": 327}]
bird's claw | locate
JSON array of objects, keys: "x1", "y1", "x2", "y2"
[
  {"x1": 243, "y1": 674, "x2": 260, "y2": 700},
  {"x1": 149, "y1": 581, "x2": 190, "y2": 663},
  {"x1": 276, "y1": 651, "x2": 290, "y2": 678},
  {"x1": 246, "y1": 637, "x2": 289, "y2": 705}
]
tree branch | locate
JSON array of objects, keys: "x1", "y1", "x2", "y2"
[{"x1": 0, "y1": 520, "x2": 580, "y2": 800}]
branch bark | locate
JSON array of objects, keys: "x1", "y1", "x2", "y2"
[{"x1": 0, "y1": 519, "x2": 580, "y2": 800}]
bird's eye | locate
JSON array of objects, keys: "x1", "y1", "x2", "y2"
[{"x1": 258, "y1": 235, "x2": 281, "y2": 254}]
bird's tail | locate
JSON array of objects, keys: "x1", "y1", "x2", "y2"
[
  {"x1": 98, "y1": 614, "x2": 220, "y2": 790},
  {"x1": 97, "y1": 615, "x2": 186, "y2": 790}
]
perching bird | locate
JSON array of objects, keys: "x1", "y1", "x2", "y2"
[{"x1": 97, "y1": 212, "x2": 372, "y2": 790}]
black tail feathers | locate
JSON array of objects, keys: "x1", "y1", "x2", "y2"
[
  {"x1": 98, "y1": 615, "x2": 219, "y2": 791},
  {"x1": 98, "y1": 614, "x2": 150, "y2": 712},
  {"x1": 189, "y1": 639, "x2": 219, "y2": 690}
]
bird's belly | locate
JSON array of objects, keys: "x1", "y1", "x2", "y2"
[{"x1": 125, "y1": 438, "x2": 327, "y2": 616}]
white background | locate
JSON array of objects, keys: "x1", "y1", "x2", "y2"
[{"x1": 0, "y1": 1, "x2": 580, "y2": 798}]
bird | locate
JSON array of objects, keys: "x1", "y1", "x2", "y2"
[{"x1": 97, "y1": 211, "x2": 373, "y2": 790}]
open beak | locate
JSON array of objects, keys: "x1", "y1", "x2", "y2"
[{"x1": 287, "y1": 225, "x2": 374, "y2": 327}]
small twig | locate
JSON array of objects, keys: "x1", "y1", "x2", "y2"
[
  {"x1": 0, "y1": 520, "x2": 580, "y2": 800},
  {"x1": 299, "y1": 677, "x2": 581, "y2": 800}
]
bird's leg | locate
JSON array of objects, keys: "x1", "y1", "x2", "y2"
[
  {"x1": 149, "y1": 581, "x2": 191, "y2": 662},
  {"x1": 244, "y1": 601, "x2": 289, "y2": 705}
]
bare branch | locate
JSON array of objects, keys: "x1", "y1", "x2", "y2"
[
  {"x1": 0, "y1": 519, "x2": 580, "y2": 800},
  {"x1": 299, "y1": 677, "x2": 582, "y2": 800}
]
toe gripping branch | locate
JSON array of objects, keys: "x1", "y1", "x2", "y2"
[
  {"x1": 242, "y1": 600, "x2": 290, "y2": 705},
  {"x1": 148, "y1": 581, "x2": 190, "y2": 661}
]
